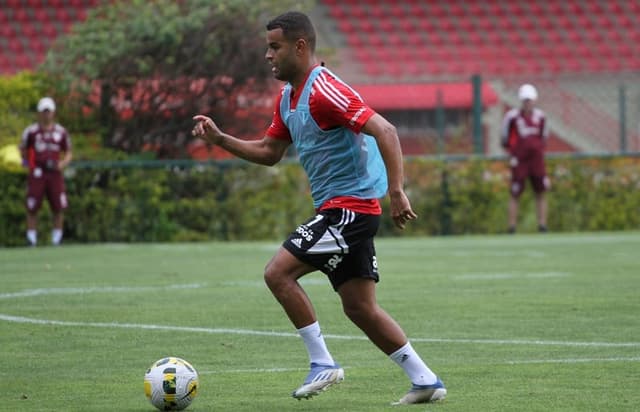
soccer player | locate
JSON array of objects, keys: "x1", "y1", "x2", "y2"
[
  {"x1": 192, "y1": 11, "x2": 446, "y2": 405},
  {"x1": 501, "y1": 84, "x2": 550, "y2": 233},
  {"x1": 20, "y1": 97, "x2": 72, "y2": 246}
]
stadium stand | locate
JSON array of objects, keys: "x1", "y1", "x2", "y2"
[
  {"x1": 0, "y1": 0, "x2": 97, "y2": 74},
  {"x1": 1, "y1": 0, "x2": 638, "y2": 155},
  {"x1": 322, "y1": 0, "x2": 640, "y2": 81},
  {"x1": 319, "y1": 0, "x2": 640, "y2": 154}
]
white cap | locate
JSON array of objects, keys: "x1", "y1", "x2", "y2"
[
  {"x1": 518, "y1": 84, "x2": 538, "y2": 101},
  {"x1": 37, "y1": 97, "x2": 56, "y2": 112}
]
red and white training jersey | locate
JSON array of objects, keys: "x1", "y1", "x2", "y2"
[
  {"x1": 20, "y1": 123, "x2": 71, "y2": 169},
  {"x1": 266, "y1": 65, "x2": 376, "y2": 141},
  {"x1": 501, "y1": 108, "x2": 548, "y2": 150}
]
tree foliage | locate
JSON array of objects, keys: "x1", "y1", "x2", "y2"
[
  {"x1": 42, "y1": 0, "x2": 313, "y2": 157},
  {"x1": 0, "y1": 72, "x2": 50, "y2": 148}
]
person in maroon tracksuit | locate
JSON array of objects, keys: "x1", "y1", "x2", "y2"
[
  {"x1": 19, "y1": 97, "x2": 73, "y2": 246},
  {"x1": 501, "y1": 84, "x2": 550, "y2": 234}
]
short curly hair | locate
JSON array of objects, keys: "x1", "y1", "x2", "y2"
[{"x1": 266, "y1": 11, "x2": 316, "y2": 52}]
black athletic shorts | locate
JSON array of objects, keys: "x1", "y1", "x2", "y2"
[{"x1": 282, "y1": 208, "x2": 380, "y2": 291}]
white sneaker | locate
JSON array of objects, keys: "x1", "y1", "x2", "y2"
[
  {"x1": 292, "y1": 363, "x2": 344, "y2": 400},
  {"x1": 393, "y1": 378, "x2": 447, "y2": 405}
]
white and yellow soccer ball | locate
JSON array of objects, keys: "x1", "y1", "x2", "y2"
[{"x1": 144, "y1": 357, "x2": 199, "y2": 411}]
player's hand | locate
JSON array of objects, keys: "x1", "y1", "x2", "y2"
[
  {"x1": 192, "y1": 115, "x2": 223, "y2": 145},
  {"x1": 390, "y1": 190, "x2": 417, "y2": 230}
]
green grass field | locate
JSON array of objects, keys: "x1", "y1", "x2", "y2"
[{"x1": 1, "y1": 232, "x2": 639, "y2": 411}]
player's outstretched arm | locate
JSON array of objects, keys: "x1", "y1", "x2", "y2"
[
  {"x1": 192, "y1": 115, "x2": 290, "y2": 166},
  {"x1": 362, "y1": 113, "x2": 417, "y2": 229}
]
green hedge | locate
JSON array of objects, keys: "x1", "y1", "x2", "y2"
[
  {"x1": 1, "y1": 156, "x2": 639, "y2": 246},
  {"x1": 0, "y1": 72, "x2": 52, "y2": 149}
]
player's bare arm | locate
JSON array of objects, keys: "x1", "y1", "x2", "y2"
[
  {"x1": 58, "y1": 150, "x2": 72, "y2": 170},
  {"x1": 192, "y1": 115, "x2": 290, "y2": 166},
  {"x1": 362, "y1": 113, "x2": 417, "y2": 229}
]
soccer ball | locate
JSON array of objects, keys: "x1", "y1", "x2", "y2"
[{"x1": 144, "y1": 357, "x2": 199, "y2": 411}]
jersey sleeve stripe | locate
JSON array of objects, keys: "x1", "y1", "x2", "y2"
[
  {"x1": 316, "y1": 73, "x2": 350, "y2": 111},
  {"x1": 320, "y1": 71, "x2": 365, "y2": 103},
  {"x1": 318, "y1": 72, "x2": 350, "y2": 104}
]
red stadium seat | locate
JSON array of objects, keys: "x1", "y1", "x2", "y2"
[
  {"x1": 565, "y1": 1, "x2": 585, "y2": 16},
  {"x1": 0, "y1": 55, "x2": 11, "y2": 73},
  {"x1": 617, "y1": 15, "x2": 634, "y2": 30},
  {"x1": 406, "y1": 4, "x2": 426, "y2": 19},
  {"x1": 368, "y1": 4, "x2": 387, "y2": 20},
  {"x1": 14, "y1": 54, "x2": 34, "y2": 71},
  {"x1": 456, "y1": 16, "x2": 475, "y2": 33},
  {"x1": 40, "y1": 22, "x2": 58, "y2": 38},
  {"x1": 397, "y1": 19, "x2": 414, "y2": 34},
  {"x1": 335, "y1": 20, "x2": 353, "y2": 35},
  {"x1": 327, "y1": 5, "x2": 347, "y2": 20},
  {"x1": 527, "y1": 2, "x2": 546, "y2": 17},
  {"x1": 594, "y1": 15, "x2": 613, "y2": 31},
  {"x1": 387, "y1": 33, "x2": 403, "y2": 48},
  {"x1": 9, "y1": 41, "x2": 25, "y2": 55},
  {"x1": 575, "y1": 15, "x2": 594, "y2": 30},
  {"x1": 0, "y1": 25, "x2": 16, "y2": 39},
  {"x1": 33, "y1": 8, "x2": 51, "y2": 21},
  {"x1": 27, "y1": 0, "x2": 45, "y2": 7},
  {"x1": 29, "y1": 39, "x2": 47, "y2": 55},
  {"x1": 602, "y1": 30, "x2": 624, "y2": 43},
  {"x1": 323, "y1": 0, "x2": 639, "y2": 78},
  {"x1": 387, "y1": 4, "x2": 406, "y2": 19},
  {"x1": 406, "y1": 32, "x2": 424, "y2": 47},
  {"x1": 555, "y1": 15, "x2": 575, "y2": 30},
  {"x1": 584, "y1": 1, "x2": 604, "y2": 15},
  {"x1": 367, "y1": 32, "x2": 385, "y2": 48},
  {"x1": 379, "y1": 19, "x2": 395, "y2": 34},
  {"x1": 348, "y1": 4, "x2": 368, "y2": 20},
  {"x1": 363, "y1": 62, "x2": 384, "y2": 77},
  {"x1": 55, "y1": 8, "x2": 73, "y2": 22},
  {"x1": 76, "y1": 9, "x2": 88, "y2": 21},
  {"x1": 21, "y1": 24, "x2": 39, "y2": 39},
  {"x1": 345, "y1": 33, "x2": 365, "y2": 49},
  {"x1": 536, "y1": 18, "x2": 554, "y2": 32},
  {"x1": 448, "y1": 4, "x2": 466, "y2": 18},
  {"x1": 14, "y1": 9, "x2": 30, "y2": 22}
]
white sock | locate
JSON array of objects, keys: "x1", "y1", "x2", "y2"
[
  {"x1": 389, "y1": 342, "x2": 437, "y2": 385},
  {"x1": 52, "y1": 229, "x2": 63, "y2": 245},
  {"x1": 27, "y1": 230, "x2": 37, "y2": 246},
  {"x1": 297, "y1": 321, "x2": 335, "y2": 366}
]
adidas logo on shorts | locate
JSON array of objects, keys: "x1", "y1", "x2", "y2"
[{"x1": 291, "y1": 238, "x2": 303, "y2": 248}]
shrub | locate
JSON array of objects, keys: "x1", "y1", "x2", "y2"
[{"x1": 1, "y1": 156, "x2": 638, "y2": 247}]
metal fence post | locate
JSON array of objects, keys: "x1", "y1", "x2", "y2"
[
  {"x1": 436, "y1": 88, "x2": 445, "y2": 154},
  {"x1": 619, "y1": 84, "x2": 627, "y2": 153},
  {"x1": 471, "y1": 74, "x2": 483, "y2": 154}
]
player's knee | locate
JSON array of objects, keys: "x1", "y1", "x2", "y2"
[
  {"x1": 263, "y1": 265, "x2": 278, "y2": 289},
  {"x1": 510, "y1": 181, "x2": 524, "y2": 197},
  {"x1": 341, "y1": 299, "x2": 373, "y2": 323},
  {"x1": 531, "y1": 176, "x2": 550, "y2": 193},
  {"x1": 263, "y1": 263, "x2": 291, "y2": 293}
]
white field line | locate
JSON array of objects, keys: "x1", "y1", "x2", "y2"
[
  {"x1": 0, "y1": 284, "x2": 204, "y2": 299},
  {"x1": 0, "y1": 313, "x2": 299, "y2": 338},
  {"x1": 506, "y1": 357, "x2": 640, "y2": 364},
  {"x1": 197, "y1": 357, "x2": 640, "y2": 375},
  {"x1": 199, "y1": 367, "x2": 313, "y2": 375},
  {"x1": 1, "y1": 313, "x2": 639, "y2": 348},
  {"x1": 453, "y1": 272, "x2": 570, "y2": 281}
]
